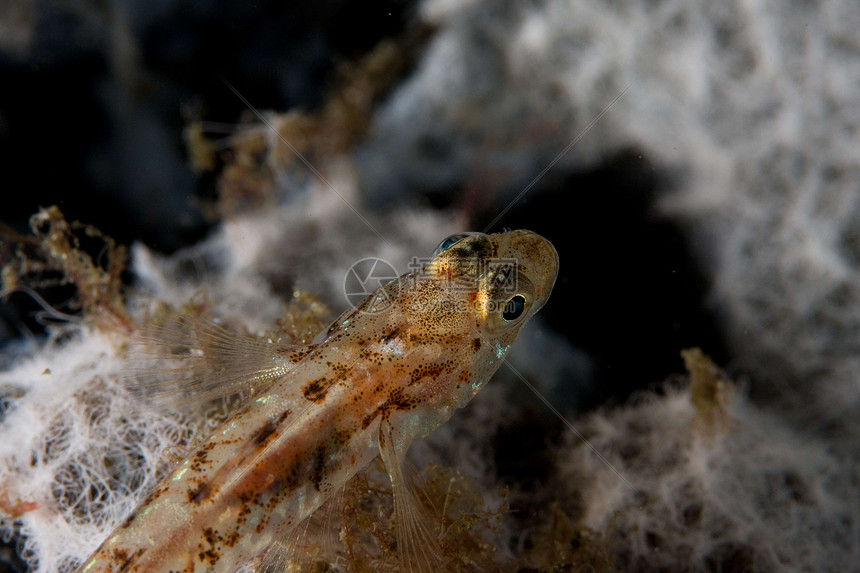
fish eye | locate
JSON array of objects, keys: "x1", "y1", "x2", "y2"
[
  {"x1": 502, "y1": 294, "x2": 526, "y2": 321},
  {"x1": 433, "y1": 232, "x2": 480, "y2": 257}
]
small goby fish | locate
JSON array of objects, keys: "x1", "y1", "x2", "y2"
[{"x1": 77, "y1": 229, "x2": 559, "y2": 573}]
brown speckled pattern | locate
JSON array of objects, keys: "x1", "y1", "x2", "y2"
[{"x1": 76, "y1": 230, "x2": 558, "y2": 573}]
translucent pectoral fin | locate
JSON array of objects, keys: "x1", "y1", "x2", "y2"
[
  {"x1": 256, "y1": 485, "x2": 347, "y2": 573},
  {"x1": 128, "y1": 313, "x2": 315, "y2": 406},
  {"x1": 378, "y1": 421, "x2": 442, "y2": 573}
]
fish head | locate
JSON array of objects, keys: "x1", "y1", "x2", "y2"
[
  {"x1": 426, "y1": 229, "x2": 558, "y2": 338},
  {"x1": 418, "y1": 230, "x2": 559, "y2": 395}
]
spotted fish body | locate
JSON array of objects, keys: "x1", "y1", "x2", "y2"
[{"x1": 77, "y1": 230, "x2": 559, "y2": 573}]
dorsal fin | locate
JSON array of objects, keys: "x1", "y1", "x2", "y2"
[{"x1": 128, "y1": 313, "x2": 314, "y2": 406}]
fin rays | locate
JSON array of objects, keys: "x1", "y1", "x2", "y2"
[
  {"x1": 379, "y1": 422, "x2": 442, "y2": 573},
  {"x1": 128, "y1": 315, "x2": 308, "y2": 405}
]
